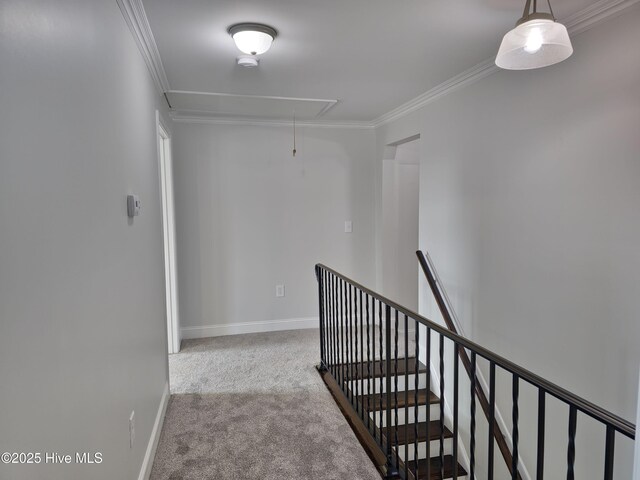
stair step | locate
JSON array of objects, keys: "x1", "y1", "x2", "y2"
[
  {"x1": 407, "y1": 455, "x2": 468, "y2": 479},
  {"x1": 394, "y1": 421, "x2": 453, "y2": 445},
  {"x1": 339, "y1": 357, "x2": 428, "y2": 381},
  {"x1": 361, "y1": 389, "x2": 439, "y2": 411}
]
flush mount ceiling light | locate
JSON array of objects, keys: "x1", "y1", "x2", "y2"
[
  {"x1": 496, "y1": 0, "x2": 573, "y2": 70},
  {"x1": 228, "y1": 23, "x2": 278, "y2": 56}
]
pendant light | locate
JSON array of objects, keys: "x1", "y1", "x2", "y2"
[{"x1": 496, "y1": 0, "x2": 573, "y2": 70}]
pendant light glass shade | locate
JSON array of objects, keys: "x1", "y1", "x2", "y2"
[
  {"x1": 228, "y1": 24, "x2": 277, "y2": 56},
  {"x1": 496, "y1": 0, "x2": 573, "y2": 71},
  {"x1": 496, "y1": 17, "x2": 573, "y2": 70}
]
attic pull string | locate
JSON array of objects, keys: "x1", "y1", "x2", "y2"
[{"x1": 292, "y1": 112, "x2": 297, "y2": 157}]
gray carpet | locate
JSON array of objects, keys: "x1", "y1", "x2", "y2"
[
  {"x1": 168, "y1": 330, "x2": 325, "y2": 395},
  {"x1": 150, "y1": 329, "x2": 380, "y2": 480}
]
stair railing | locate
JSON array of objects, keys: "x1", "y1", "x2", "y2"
[
  {"x1": 315, "y1": 262, "x2": 635, "y2": 480},
  {"x1": 417, "y1": 250, "x2": 520, "y2": 479}
]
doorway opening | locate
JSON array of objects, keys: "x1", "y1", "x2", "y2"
[
  {"x1": 381, "y1": 135, "x2": 420, "y2": 311},
  {"x1": 157, "y1": 112, "x2": 180, "y2": 354}
]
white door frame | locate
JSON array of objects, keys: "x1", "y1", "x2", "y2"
[{"x1": 157, "y1": 111, "x2": 180, "y2": 354}]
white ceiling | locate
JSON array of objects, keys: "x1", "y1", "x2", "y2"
[{"x1": 143, "y1": 0, "x2": 598, "y2": 122}]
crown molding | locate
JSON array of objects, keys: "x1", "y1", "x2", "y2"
[
  {"x1": 563, "y1": 0, "x2": 640, "y2": 33},
  {"x1": 372, "y1": 0, "x2": 640, "y2": 128},
  {"x1": 372, "y1": 59, "x2": 498, "y2": 128},
  {"x1": 170, "y1": 112, "x2": 374, "y2": 130},
  {"x1": 116, "y1": 0, "x2": 170, "y2": 93}
]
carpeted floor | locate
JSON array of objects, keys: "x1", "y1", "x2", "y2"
[{"x1": 149, "y1": 329, "x2": 380, "y2": 480}]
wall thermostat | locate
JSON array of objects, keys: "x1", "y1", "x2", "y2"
[{"x1": 127, "y1": 195, "x2": 141, "y2": 218}]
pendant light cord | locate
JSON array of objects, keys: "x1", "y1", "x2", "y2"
[
  {"x1": 546, "y1": 0, "x2": 556, "y2": 20},
  {"x1": 521, "y1": 0, "x2": 556, "y2": 20},
  {"x1": 292, "y1": 112, "x2": 297, "y2": 157}
]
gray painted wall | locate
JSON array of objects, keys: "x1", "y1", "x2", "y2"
[
  {"x1": 172, "y1": 122, "x2": 376, "y2": 330},
  {"x1": 376, "y1": 6, "x2": 640, "y2": 478},
  {"x1": 0, "y1": 2, "x2": 169, "y2": 479}
]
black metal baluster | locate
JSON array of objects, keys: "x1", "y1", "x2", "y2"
[
  {"x1": 322, "y1": 270, "x2": 331, "y2": 369},
  {"x1": 324, "y1": 271, "x2": 329, "y2": 369},
  {"x1": 329, "y1": 274, "x2": 334, "y2": 377},
  {"x1": 537, "y1": 389, "x2": 545, "y2": 480},
  {"x1": 347, "y1": 283, "x2": 352, "y2": 402},
  {"x1": 359, "y1": 290, "x2": 364, "y2": 422},
  {"x1": 512, "y1": 374, "x2": 519, "y2": 480},
  {"x1": 332, "y1": 276, "x2": 342, "y2": 384},
  {"x1": 339, "y1": 279, "x2": 344, "y2": 390},
  {"x1": 328, "y1": 273, "x2": 336, "y2": 379},
  {"x1": 488, "y1": 362, "x2": 496, "y2": 480},
  {"x1": 414, "y1": 321, "x2": 420, "y2": 480},
  {"x1": 567, "y1": 406, "x2": 577, "y2": 480},
  {"x1": 335, "y1": 277, "x2": 340, "y2": 385},
  {"x1": 425, "y1": 327, "x2": 432, "y2": 480},
  {"x1": 453, "y1": 343, "x2": 459, "y2": 480},
  {"x1": 394, "y1": 309, "x2": 399, "y2": 468},
  {"x1": 404, "y1": 314, "x2": 409, "y2": 479},
  {"x1": 366, "y1": 294, "x2": 371, "y2": 430},
  {"x1": 323, "y1": 271, "x2": 329, "y2": 371},
  {"x1": 317, "y1": 268, "x2": 324, "y2": 368},
  {"x1": 333, "y1": 276, "x2": 338, "y2": 383},
  {"x1": 332, "y1": 275, "x2": 338, "y2": 379},
  {"x1": 352, "y1": 285, "x2": 356, "y2": 403},
  {"x1": 385, "y1": 304, "x2": 395, "y2": 475},
  {"x1": 349, "y1": 285, "x2": 359, "y2": 413},
  {"x1": 354, "y1": 286, "x2": 359, "y2": 414},
  {"x1": 379, "y1": 300, "x2": 384, "y2": 442},
  {"x1": 604, "y1": 425, "x2": 615, "y2": 480},
  {"x1": 325, "y1": 271, "x2": 331, "y2": 371},
  {"x1": 439, "y1": 334, "x2": 445, "y2": 480},
  {"x1": 470, "y1": 351, "x2": 476, "y2": 480}
]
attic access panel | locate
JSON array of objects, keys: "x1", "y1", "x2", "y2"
[{"x1": 166, "y1": 90, "x2": 337, "y2": 120}]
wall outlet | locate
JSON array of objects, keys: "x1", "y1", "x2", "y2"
[
  {"x1": 129, "y1": 411, "x2": 135, "y2": 448},
  {"x1": 275, "y1": 285, "x2": 285, "y2": 297},
  {"x1": 344, "y1": 220, "x2": 353, "y2": 233}
]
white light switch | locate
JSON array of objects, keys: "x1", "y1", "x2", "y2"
[
  {"x1": 275, "y1": 285, "x2": 285, "y2": 297},
  {"x1": 344, "y1": 221, "x2": 353, "y2": 233}
]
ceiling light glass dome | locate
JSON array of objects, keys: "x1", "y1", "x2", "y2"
[{"x1": 228, "y1": 23, "x2": 278, "y2": 56}]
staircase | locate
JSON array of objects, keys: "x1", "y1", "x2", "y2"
[
  {"x1": 315, "y1": 260, "x2": 636, "y2": 480},
  {"x1": 333, "y1": 356, "x2": 466, "y2": 479}
]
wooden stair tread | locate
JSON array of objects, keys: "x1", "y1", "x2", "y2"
[
  {"x1": 394, "y1": 421, "x2": 453, "y2": 445},
  {"x1": 339, "y1": 357, "x2": 428, "y2": 380},
  {"x1": 407, "y1": 455, "x2": 468, "y2": 479},
  {"x1": 361, "y1": 389, "x2": 439, "y2": 411}
]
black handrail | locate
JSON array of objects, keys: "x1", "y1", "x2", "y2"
[
  {"x1": 418, "y1": 250, "x2": 521, "y2": 479},
  {"x1": 316, "y1": 262, "x2": 635, "y2": 439}
]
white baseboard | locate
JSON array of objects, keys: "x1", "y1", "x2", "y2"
[
  {"x1": 138, "y1": 382, "x2": 170, "y2": 480},
  {"x1": 180, "y1": 317, "x2": 319, "y2": 340}
]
